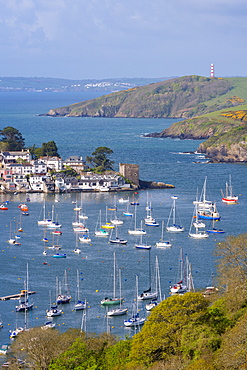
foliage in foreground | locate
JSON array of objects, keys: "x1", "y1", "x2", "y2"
[{"x1": 9, "y1": 234, "x2": 247, "y2": 370}]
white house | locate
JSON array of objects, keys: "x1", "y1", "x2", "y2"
[
  {"x1": 63, "y1": 156, "x2": 88, "y2": 172},
  {"x1": 31, "y1": 159, "x2": 47, "y2": 174},
  {"x1": 29, "y1": 175, "x2": 46, "y2": 191},
  {"x1": 0, "y1": 150, "x2": 32, "y2": 165},
  {"x1": 6, "y1": 163, "x2": 34, "y2": 176},
  {"x1": 40, "y1": 156, "x2": 63, "y2": 172}
]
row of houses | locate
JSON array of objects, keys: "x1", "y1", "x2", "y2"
[{"x1": 0, "y1": 150, "x2": 137, "y2": 193}]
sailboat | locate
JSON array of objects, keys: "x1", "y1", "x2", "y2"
[
  {"x1": 128, "y1": 205, "x2": 146, "y2": 235},
  {"x1": 74, "y1": 270, "x2": 87, "y2": 311},
  {"x1": 95, "y1": 210, "x2": 109, "y2": 237},
  {"x1": 46, "y1": 290, "x2": 62, "y2": 317},
  {"x1": 79, "y1": 232, "x2": 91, "y2": 243},
  {"x1": 37, "y1": 200, "x2": 52, "y2": 226},
  {"x1": 221, "y1": 175, "x2": 238, "y2": 204},
  {"x1": 110, "y1": 199, "x2": 124, "y2": 225},
  {"x1": 78, "y1": 194, "x2": 89, "y2": 220},
  {"x1": 16, "y1": 263, "x2": 34, "y2": 312},
  {"x1": 206, "y1": 219, "x2": 225, "y2": 234},
  {"x1": 193, "y1": 176, "x2": 214, "y2": 210},
  {"x1": 101, "y1": 206, "x2": 115, "y2": 229},
  {"x1": 41, "y1": 320, "x2": 56, "y2": 329},
  {"x1": 72, "y1": 202, "x2": 84, "y2": 227},
  {"x1": 189, "y1": 204, "x2": 209, "y2": 239},
  {"x1": 109, "y1": 225, "x2": 127, "y2": 244},
  {"x1": 123, "y1": 200, "x2": 133, "y2": 217},
  {"x1": 135, "y1": 221, "x2": 151, "y2": 249},
  {"x1": 118, "y1": 197, "x2": 129, "y2": 203},
  {"x1": 42, "y1": 231, "x2": 48, "y2": 255},
  {"x1": 73, "y1": 234, "x2": 82, "y2": 254},
  {"x1": 101, "y1": 252, "x2": 123, "y2": 306},
  {"x1": 124, "y1": 275, "x2": 145, "y2": 327},
  {"x1": 144, "y1": 198, "x2": 159, "y2": 227},
  {"x1": 156, "y1": 220, "x2": 172, "y2": 248},
  {"x1": 56, "y1": 271, "x2": 72, "y2": 304},
  {"x1": 46, "y1": 205, "x2": 62, "y2": 228},
  {"x1": 138, "y1": 250, "x2": 157, "y2": 300},
  {"x1": 166, "y1": 196, "x2": 184, "y2": 232},
  {"x1": 107, "y1": 269, "x2": 128, "y2": 316},
  {"x1": 170, "y1": 248, "x2": 189, "y2": 295},
  {"x1": 8, "y1": 221, "x2": 16, "y2": 245},
  {"x1": 146, "y1": 256, "x2": 163, "y2": 311}
]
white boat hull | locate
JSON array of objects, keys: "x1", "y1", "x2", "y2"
[
  {"x1": 107, "y1": 308, "x2": 128, "y2": 316},
  {"x1": 156, "y1": 241, "x2": 172, "y2": 248}
]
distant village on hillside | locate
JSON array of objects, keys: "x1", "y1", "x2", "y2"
[{"x1": 0, "y1": 150, "x2": 141, "y2": 193}]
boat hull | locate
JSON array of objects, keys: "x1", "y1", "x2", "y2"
[{"x1": 101, "y1": 297, "x2": 123, "y2": 306}]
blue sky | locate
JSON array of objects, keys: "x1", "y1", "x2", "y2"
[{"x1": 0, "y1": 0, "x2": 246, "y2": 79}]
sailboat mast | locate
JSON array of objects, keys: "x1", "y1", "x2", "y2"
[
  {"x1": 148, "y1": 249, "x2": 151, "y2": 290},
  {"x1": 173, "y1": 198, "x2": 176, "y2": 224},
  {"x1": 113, "y1": 252, "x2": 116, "y2": 299}
]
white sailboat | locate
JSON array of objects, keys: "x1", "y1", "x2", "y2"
[
  {"x1": 56, "y1": 271, "x2": 72, "y2": 304},
  {"x1": 8, "y1": 221, "x2": 16, "y2": 245},
  {"x1": 221, "y1": 174, "x2": 238, "y2": 204},
  {"x1": 73, "y1": 234, "x2": 82, "y2": 254},
  {"x1": 37, "y1": 200, "x2": 53, "y2": 226},
  {"x1": 189, "y1": 204, "x2": 209, "y2": 239},
  {"x1": 170, "y1": 248, "x2": 189, "y2": 295},
  {"x1": 109, "y1": 225, "x2": 128, "y2": 244},
  {"x1": 110, "y1": 199, "x2": 124, "y2": 225},
  {"x1": 46, "y1": 205, "x2": 62, "y2": 229},
  {"x1": 78, "y1": 194, "x2": 89, "y2": 220},
  {"x1": 144, "y1": 198, "x2": 159, "y2": 227},
  {"x1": 95, "y1": 210, "x2": 109, "y2": 237},
  {"x1": 16, "y1": 263, "x2": 34, "y2": 312},
  {"x1": 74, "y1": 269, "x2": 87, "y2": 311},
  {"x1": 166, "y1": 196, "x2": 184, "y2": 232},
  {"x1": 135, "y1": 221, "x2": 151, "y2": 250},
  {"x1": 107, "y1": 269, "x2": 128, "y2": 316},
  {"x1": 101, "y1": 252, "x2": 123, "y2": 306},
  {"x1": 124, "y1": 275, "x2": 145, "y2": 327},
  {"x1": 156, "y1": 220, "x2": 172, "y2": 248},
  {"x1": 193, "y1": 176, "x2": 214, "y2": 210},
  {"x1": 138, "y1": 250, "x2": 157, "y2": 300},
  {"x1": 46, "y1": 290, "x2": 62, "y2": 317},
  {"x1": 128, "y1": 205, "x2": 146, "y2": 235},
  {"x1": 146, "y1": 256, "x2": 163, "y2": 311}
]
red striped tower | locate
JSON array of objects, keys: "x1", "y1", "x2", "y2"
[{"x1": 210, "y1": 63, "x2": 215, "y2": 78}]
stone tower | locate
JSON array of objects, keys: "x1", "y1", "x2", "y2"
[{"x1": 119, "y1": 163, "x2": 139, "y2": 186}]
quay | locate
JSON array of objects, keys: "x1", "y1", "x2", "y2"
[{"x1": 0, "y1": 290, "x2": 36, "y2": 301}]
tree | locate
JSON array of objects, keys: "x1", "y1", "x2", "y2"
[
  {"x1": 214, "y1": 233, "x2": 247, "y2": 311},
  {"x1": 129, "y1": 293, "x2": 209, "y2": 368},
  {"x1": 11, "y1": 328, "x2": 84, "y2": 370},
  {"x1": 49, "y1": 332, "x2": 117, "y2": 370},
  {"x1": 31, "y1": 141, "x2": 60, "y2": 158},
  {"x1": 89, "y1": 146, "x2": 114, "y2": 172},
  {"x1": 0, "y1": 126, "x2": 25, "y2": 151},
  {"x1": 215, "y1": 311, "x2": 247, "y2": 369},
  {"x1": 41, "y1": 141, "x2": 59, "y2": 157}
]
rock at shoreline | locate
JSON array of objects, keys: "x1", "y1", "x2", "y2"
[{"x1": 139, "y1": 180, "x2": 175, "y2": 189}]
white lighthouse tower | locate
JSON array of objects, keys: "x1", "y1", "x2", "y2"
[{"x1": 210, "y1": 63, "x2": 215, "y2": 78}]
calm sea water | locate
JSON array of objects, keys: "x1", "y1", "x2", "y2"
[{"x1": 0, "y1": 92, "x2": 246, "y2": 345}]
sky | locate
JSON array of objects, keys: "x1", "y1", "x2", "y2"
[{"x1": 0, "y1": 0, "x2": 247, "y2": 80}]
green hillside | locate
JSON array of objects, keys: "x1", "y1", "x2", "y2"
[
  {"x1": 44, "y1": 75, "x2": 247, "y2": 162},
  {"x1": 44, "y1": 75, "x2": 247, "y2": 118}
]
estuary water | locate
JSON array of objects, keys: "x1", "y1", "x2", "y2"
[{"x1": 0, "y1": 91, "x2": 246, "y2": 344}]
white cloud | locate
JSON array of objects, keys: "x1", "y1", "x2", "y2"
[{"x1": 0, "y1": 0, "x2": 246, "y2": 78}]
